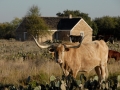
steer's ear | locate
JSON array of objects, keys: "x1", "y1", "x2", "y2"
[
  {"x1": 65, "y1": 48, "x2": 69, "y2": 51},
  {"x1": 49, "y1": 48, "x2": 55, "y2": 52}
]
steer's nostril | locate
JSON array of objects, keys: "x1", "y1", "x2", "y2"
[{"x1": 57, "y1": 59, "x2": 62, "y2": 63}]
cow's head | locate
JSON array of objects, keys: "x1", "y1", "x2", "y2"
[
  {"x1": 32, "y1": 35, "x2": 82, "y2": 64},
  {"x1": 49, "y1": 44, "x2": 70, "y2": 64}
]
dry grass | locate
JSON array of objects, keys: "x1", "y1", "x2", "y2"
[
  {"x1": 0, "y1": 39, "x2": 120, "y2": 86},
  {"x1": 108, "y1": 59, "x2": 120, "y2": 74},
  {"x1": 0, "y1": 59, "x2": 62, "y2": 86},
  {"x1": 0, "y1": 39, "x2": 62, "y2": 86}
]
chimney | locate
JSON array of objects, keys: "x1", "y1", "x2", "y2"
[{"x1": 69, "y1": 14, "x2": 72, "y2": 19}]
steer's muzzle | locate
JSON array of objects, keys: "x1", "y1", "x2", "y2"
[{"x1": 57, "y1": 59, "x2": 63, "y2": 64}]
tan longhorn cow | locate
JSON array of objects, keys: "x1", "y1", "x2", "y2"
[{"x1": 32, "y1": 36, "x2": 109, "y2": 83}]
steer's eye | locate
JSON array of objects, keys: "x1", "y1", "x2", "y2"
[
  {"x1": 56, "y1": 52, "x2": 58, "y2": 58},
  {"x1": 65, "y1": 48, "x2": 69, "y2": 51},
  {"x1": 49, "y1": 48, "x2": 54, "y2": 52}
]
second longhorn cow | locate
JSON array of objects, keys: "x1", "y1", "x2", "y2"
[
  {"x1": 32, "y1": 36, "x2": 109, "y2": 83},
  {"x1": 108, "y1": 50, "x2": 120, "y2": 62}
]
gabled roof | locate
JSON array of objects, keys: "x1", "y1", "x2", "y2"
[
  {"x1": 16, "y1": 17, "x2": 81, "y2": 32},
  {"x1": 42, "y1": 17, "x2": 61, "y2": 30},
  {"x1": 42, "y1": 17, "x2": 81, "y2": 30},
  {"x1": 57, "y1": 18, "x2": 81, "y2": 30}
]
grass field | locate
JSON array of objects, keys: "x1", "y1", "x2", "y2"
[{"x1": 0, "y1": 39, "x2": 120, "y2": 87}]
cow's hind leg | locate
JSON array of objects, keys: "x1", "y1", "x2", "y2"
[
  {"x1": 95, "y1": 64, "x2": 107, "y2": 82},
  {"x1": 100, "y1": 63, "x2": 109, "y2": 89},
  {"x1": 95, "y1": 66, "x2": 102, "y2": 89},
  {"x1": 95, "y1": 66, "x2": 102, "y2": 82}
]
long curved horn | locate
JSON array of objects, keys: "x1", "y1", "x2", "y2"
[
  {"x1": 32, "y1": 35, "x2": 51, "y2": 49},
  {"x1": 64, "y1": 42, "x2": 81, "y2": 48}
]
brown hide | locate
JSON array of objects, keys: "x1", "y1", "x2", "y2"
[
  {"x1": 108, "y1": 50, "x2": 120, "y2": 62},
  {"x1": 53, "y1": 40, "x2": 108, "y2": 82}
]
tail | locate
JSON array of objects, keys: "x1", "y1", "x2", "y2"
[{"x1": 105, "y1": 63, "x2": 109, "y2": 80}]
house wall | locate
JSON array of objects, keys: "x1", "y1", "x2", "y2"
[
  {"x1": 16, "y1": 20, "x2": 28, "y2": 41},
  {"x1": 54, "y1": 31, "x2": 70, "y2": 41},
  {"x1": 70, "y1": 19, "x2": 92, "y2": 43},
  {"x1": 16, "y1": 32, "x2": 28, "y2": 41},
  {"x1": 38, "y1": 31, "x2": 55, "y2": 42}
]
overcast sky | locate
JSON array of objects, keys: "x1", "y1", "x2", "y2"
[{"x1": 0, "y1": 0, "x2": 120, "y2": 23}]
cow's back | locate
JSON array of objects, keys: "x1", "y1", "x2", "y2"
[
  {"x1": 64, "y1": 40, "x2": 108, "y2": 73},
  {"x1": 79, "y1": 40, "x2": 108, "y2": 62}
]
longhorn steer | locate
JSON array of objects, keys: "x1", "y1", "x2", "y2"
[{"x1": 32, "y1": 36, "x2": 108, "y2": 83}]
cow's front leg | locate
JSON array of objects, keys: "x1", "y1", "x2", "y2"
[
  {"x1": 72, "y1": 69, "x2": 79, "y2": 78},
  {"x1": 60, "y1": 63, "x2": 69, "y2": 76}
]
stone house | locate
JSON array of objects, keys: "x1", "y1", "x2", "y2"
[{"x1": 16, "y1": 15, "x2": 93, "y2": 43}]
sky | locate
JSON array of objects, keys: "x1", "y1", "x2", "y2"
[{"x1": 0, "y1": 0, "x2": 120, "y2": 23}]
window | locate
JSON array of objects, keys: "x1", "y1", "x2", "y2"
[
  {"x1": 80, "y1": 31, "x2": 84, "y2": 37},
  {"x1": 23, "y1": 32, "x2": 27, "y2": 40}
]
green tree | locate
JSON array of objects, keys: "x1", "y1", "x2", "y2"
[
  {"x1": 56, "y1": 9, "x2": 92, "y2": 26},
  {"x1": 25, "y1": 5, "x2": 49, "y2": 38},
  {"x1": 94, "y1": 16, "x2": 117, "y2": 35},
  {"x1": 114, "y1": 16, "x2": 120, "y2": 40},
  {"x1": 25, "y1": 15, "x2": 49, "y2": 37},
  {"x1": 27, "y1": 5, "x2": 41, "y2": 16},
  {"x1": 56, "y1": 10, "x2": 81, "y2": 17},
  {"x1": 0, "y1": 23, "x2": 7, "y2": 38},
  {"x1": 0, "y1": 18, "x2": 21, "y2": 39},
  {"x1": 91, "y1": 22, "x2": 98, "y2": 36},
  {"x1": 10, "y1": 17, "x2": 22, "y2": 38}
]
